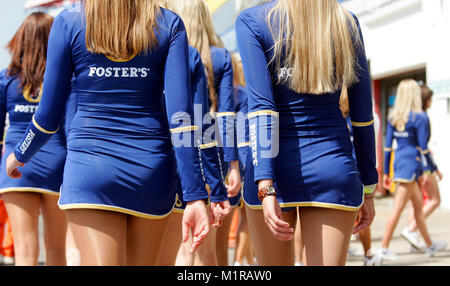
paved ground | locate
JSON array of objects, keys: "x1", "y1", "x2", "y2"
[
  {"x1": 346, "y1": 196, "x2": 450, "y2": 266},
  {"x1": 33, "y1": 195, "x2": 450, "y2": 266}
]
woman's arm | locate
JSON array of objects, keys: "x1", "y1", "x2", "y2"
[
  {"x1": 347, "y1": 16, "x2": 378, "y2": 192},
  {"x1": 236, "y1": 12, "x2": 278, "y2": 185}
]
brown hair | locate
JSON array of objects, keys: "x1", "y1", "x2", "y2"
[
  {"x1": 6, "y1": 12, "x2": 54, "y2": 96},
  {"x1": 85, "y1": 0, "x2": 160, "y2": 59},
  {"x1": 420, "y1": 84, "x2": 433, "y2": 112}
]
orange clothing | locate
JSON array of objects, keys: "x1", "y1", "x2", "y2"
[{"x1": 0, "y1": 199, "x2": 14, "y2": 258}]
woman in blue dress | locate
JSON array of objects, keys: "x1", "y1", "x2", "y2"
[
  {"x1": 6, "y1": 0, "x2": 210, "y2": 266},
  {"x1": 378, "y1": 80, "x2": 446, "y2": 263},
  {"x1": 0, "y1": 12, "x2": 67, "y2": 266},
  {"x1": 169, "y1": 0, "x2": 241, "y2": 266},
  {"x1": 236, "y1": 0, "x2": 378, "y2": 265},
  {"x1": 402, "y1": 84, "x2": 445, "y2": 251}
]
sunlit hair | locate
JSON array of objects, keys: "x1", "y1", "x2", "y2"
[
  {"x1": 85, "y1": 0, "x2": 160, "y2": 59},
  {"x1": 170, "y1": 0, "x2": 222, "y2": 112},
  {"x1": 268, "y1": 0, "x2": 362, "y2": 94},
  {"x1": 420, "y1": 84, "x2": 433, "y2": 112},
  {"x1": 231, "y1": 53, "x2": 246, "y2": 88},
  {"x1": 389, "y1": 79, "x2": 422, "y2": 131},
  {"x1": 339, "y1": 86, "x2": 349, "y2": 118},
  {"x1": 7, "y1": 12, "x2": 54, "y2": 97}
]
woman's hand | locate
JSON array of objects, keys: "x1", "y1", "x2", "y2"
[
  {"x1": 258, "y1": 180, "x2": 294, "y2": 241},
  {"x1": 226, "y1": 161, "x2": 242, "y2": 198},
  {"x1": 182, "y1": 200, "x2": 210, "y2": 253},
  {"x1": 382, "y1": 174, "x2": 391, "y2": 190},
  {"x1": 210, "y1": 200, "x2": 231, "y2": 227},
  {"x1": 6, "y1": 153, "x2": 24, "y2": 179},
  {"x1": 353, "y1": 193, "x2": 376, "y2": 234}
]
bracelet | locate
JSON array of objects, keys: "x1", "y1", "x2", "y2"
[{"x1": 257, "y1": 186, "x2": 277, "y2": 202}]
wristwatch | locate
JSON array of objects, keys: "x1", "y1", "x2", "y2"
[{"x1": 258, "y1": 186, "x2": 277, "y2": 202}]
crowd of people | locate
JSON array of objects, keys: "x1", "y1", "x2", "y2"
[{"x1": 0, "y1": 0, "x2": 446, "y2": 266}]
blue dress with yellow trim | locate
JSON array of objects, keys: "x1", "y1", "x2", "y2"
[
  {"x1": 236, "y1": 2, "x2": 378, "y2": 211},
  {"x1": 420, "y1": 112, "x2": 438, "y2": 174},
  {"x1": 0, "y1": 70, "x2": 66, "y2": 195},
  {"x1": 12, "y1": 6, "x2": 208, "y2": 219},
  {"x1": 173, "y1": 46, "x2": 228, "y2": 212},
  {"x1": 229, "y1": 86, "x2": 249, "y2": 208},
  {"x1": 384, "y1": 112, "x2": 437, "y2": 183}
]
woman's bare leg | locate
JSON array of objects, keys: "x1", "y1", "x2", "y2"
[
  {"x1": 175, "y1": 233, "x2": 194, "y2": 266},
  {"x1": 66, "y1": 209, "x2": 127, "y2": 266},
  {"x1": 294, "y1": 207, "x2": 303, "y2": 264},
  {"x1": 409, "y1": 174, "x2": 441, "y2": 232},
  {"x1": 194, "y1": 225, "x2": 218, "y2": 266},
  {"x1": 409, "y1": 183, "x2": 433, "y2": 247},
  {"x1": 65, "y1": 224, "x2": 80, "y2": 266},
  {"x1": 359, "y1": 227, "x2": 372, "y2": 257},
  {"x1": 299, "y1": 207, "x2": 358, "y2": 266},
  {"x1": 157, "y1": 212, "x2": 183, "y2": 266},
  {"x1": 216, "y1": 210, "x2": 234, "y2": 266},
  {"x1": 234, "y1": 207, "x2": 254, "y2": 265},
  {"x1": 2, "y1": 192, "x2": 41, "y2": 266},
  {"x1": 381, "y1": 182, "x2": 412, "y2": 249},
  {"x1": 40, "y1": 194, "x2": 67, "y2": 266},
  {"x1": 246, "y1": 205, "x2": 296, "y2": 266}
]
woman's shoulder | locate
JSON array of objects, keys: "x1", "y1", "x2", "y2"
[
  {"x1": 411, "y1": 111, "x2": 429, "y2": 124},
  {"x1": 0, "y1": 69, "x2": 15, "y2": 89},
  {"x1": 158, "y1": 7, "x2": 184, "y2": 32},
  {"x1": 236, "y1": 1, "x2": 274, "y2": 34}
]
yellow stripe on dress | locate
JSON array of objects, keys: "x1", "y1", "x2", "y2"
[
  {"x1": 105, "y1": 55, "x2": 136, "y2": 62},
  {"x1": 351, "y1": 119, "x2": 375, "y2": 127},
  {"x1": 238, "y1": 142, "x2": 251, "y2": 148},
  {"x1": 170, "y1": 125, "x2": 199, "y2": 134},
  {"x1": 247, "y1": 110, "x2": 279, "y2": 119},
  {"x1": 199, "y1": 141, "x2": 218, "y2": 149},
  {"x1": 384, "y1": 148, "x2": 393, "y2": 152},
  {"x1": 216, "y1": 112, "x2": 236, "y2": 117},
  {"x1": 32, "y1": 116, "x2": 59, "y2": 134}
]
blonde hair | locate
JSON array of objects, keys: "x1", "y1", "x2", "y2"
[
  {"x1": 339, "y1": 86, "x2": 349, "y2": 118},
  {"x1": 170, "y1": 0, "x2": 222, "y2": 112},
  {"x1": 231, "y1": 53, "x2": 246, "y2": 88},
  {"x1": 85, "y1": 0, "x2": 160, "y2": 59},
  {"x1": 268, "y1": 0, "x2": 362, "y2": 94},
  {"x1": 389, "y1": 79, "x2": 422, "y2": 131}
]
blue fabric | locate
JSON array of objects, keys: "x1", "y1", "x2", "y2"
[
  {"x1": 385, "y1": 112, "x2": 437, "y2": 182},
  {"x1": 12, "y1": 5, "x2": 208, "y2": 216},
  {"x1": 0, "y1": 69, "x2": 66, "y2": 193},
  {"x1": 236, "y1": 1, "x2": 377, "y2": 209}
]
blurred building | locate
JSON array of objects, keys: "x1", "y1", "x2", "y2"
[{"x1": 341, "y1": 0, "x2": 450, "y2": 208}]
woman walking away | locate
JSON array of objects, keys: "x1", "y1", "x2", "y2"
[
  {"x1": 236, "y1": 0, "x2": 378, "y2": 266},
  {"x1": 376, "y1": 79, "x2": 446, "y2": 265},
  {"x1": 402, "y1": 84, "x2": 445, "y2": 252},
  {"x1": 0, "y1": 12, "x2": 67, "y2": 266},
  {"x1": 6, "y1": 0, "x2": 210, "y2": 266}
]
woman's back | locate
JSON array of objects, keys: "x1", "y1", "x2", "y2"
[
  {"x1": 61, "y1": 6, "x2": 185, "y2": 139},
  {"x1": 236, "y1": 2, "x2": 359, "y2": 139}
]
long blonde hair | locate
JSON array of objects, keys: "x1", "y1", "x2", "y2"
[
  {"x1": 339, "y1": 86, "x2": 349, "y2": 118},
  {"x1": 389, "y1": 79, "x2": 422, "y2": 131},
  {"x1": 231, "y1": 53, "x2": 246, "y2": 88},
  {"x1": 268, "y1": 0, "x2": 361, "y2": 94},
  {"x1": 85, "y1": 0, "x2": 160, "y2": 59},
  {"x1": 170, "y1": 0, "x2": 222, "y2": 112}
]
